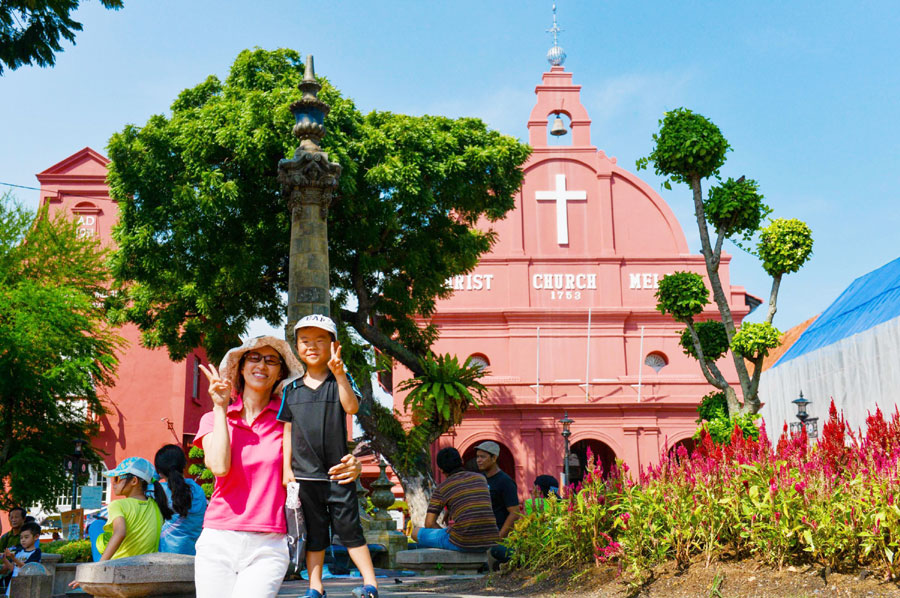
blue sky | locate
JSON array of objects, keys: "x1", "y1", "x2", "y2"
[{"x1": 2, "y1": 0, "x2": 899, "y2": 332}]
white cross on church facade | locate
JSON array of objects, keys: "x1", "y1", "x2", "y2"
[{"x1": 535, "y1": 173, "x2": 587, "y2": 245}]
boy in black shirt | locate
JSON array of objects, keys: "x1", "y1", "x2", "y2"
[{"x1": 279, "y1": 314, "x2": 378, "y2": 598}]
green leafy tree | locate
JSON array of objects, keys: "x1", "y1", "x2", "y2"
[
  {"x1": 0, "y1": 193, "x2": 121, "y2": 509},
  {"x1": 639, "y1": 108, "x2": 813, "y2": 415},
  {"x1": 106, "y1": 48, "x2": 530, "y2": 521},
  {"x1": 0, "y1": 0, "x2": 124, "y2": 74}
]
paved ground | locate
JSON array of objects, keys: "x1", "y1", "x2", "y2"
[{"x1": 277, "y1": 575, "x2": 494, "y2": 598}]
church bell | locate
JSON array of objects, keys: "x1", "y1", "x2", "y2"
[{"x1": 550, "y1": 114, "x2": 567, "y2": 136}]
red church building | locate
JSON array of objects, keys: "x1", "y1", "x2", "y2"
[
  {"x1": 403, "y1": 55, "x2": 758, "y2": 488},
  {"x1": 37, "y1": 148, "x2": 210, "y2": 508},
  {"x1": 31, "y1": 47, "x2": 757, "y2": 511}
]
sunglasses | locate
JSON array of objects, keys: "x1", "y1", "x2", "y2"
[{"x1": 244, "y1": 352, "x2": 283, "y2": 367}]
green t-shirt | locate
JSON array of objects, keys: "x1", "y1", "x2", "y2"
[
  {"x1": 523, "y1": 497, "x2": 558, "y2": 515},
  {"x1": 0, "y1": 531, "x2": 20, "y2": 553},
  {"x1": 96, "y1": 498, "x2": 163, "y2": 560}
]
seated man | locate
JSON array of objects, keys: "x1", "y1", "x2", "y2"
[{"x1": 412, "y1": 447, "x2": 499, "y2": 552}]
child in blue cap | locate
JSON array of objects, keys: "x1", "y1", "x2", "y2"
[{"x1": 94, "y1": 457, "x2": 174, "y2": 561}]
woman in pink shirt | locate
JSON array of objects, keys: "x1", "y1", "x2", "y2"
[{"x1": 195, "y1": 336, "x2": 361, "y2": 598}]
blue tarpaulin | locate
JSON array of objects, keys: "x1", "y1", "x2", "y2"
[{"x1": 775, "y1": 255, "x2": 900, "y2": 366}]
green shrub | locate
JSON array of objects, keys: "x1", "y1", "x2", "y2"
[
  {"x1": 41, "y1": 539, "x2": 92, "y2": 562},
  {"x1": 694, "y1": 391, "x2": 759, "y2": 445}
]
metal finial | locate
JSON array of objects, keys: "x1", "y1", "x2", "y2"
[
  {"x1": 546, "y1": 4, "x2": 567, "y2": 67},
  {"x1": 548, "y1": 4, "x2": 562, "y2": 47},
  {"x1": 303, "y1": 55, "x2": 315, "y2": 82}
]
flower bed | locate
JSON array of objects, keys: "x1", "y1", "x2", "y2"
[{"x1": 507, "y1": 402, "x2": 900, "y2": 588}]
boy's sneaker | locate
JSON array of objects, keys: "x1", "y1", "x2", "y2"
[
  {"x1": 351, "y1": 585, "x2": 378, "y2": 598},
  {"x1": 304, "y1": 590, "x2": 326, "y2": 598}
]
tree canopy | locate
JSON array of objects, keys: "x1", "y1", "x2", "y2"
[
  {"x1": 0, "y1": 193, "x2": 121, "y2": 509},
  {"x1": 107, "y1": 48, "x2": 530, "y2": 367},
  {"x1": 106, "y1": 48, "x2": 531, "y2": 520},
  {"x1": 641, "y1": 109, "x2": 813, "y2": 416},
  {"x1": 0, "y1": 0, "x2": 123, "y2": 74}
]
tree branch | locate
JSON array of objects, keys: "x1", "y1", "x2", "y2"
[
  {"x1": 712, "y1": 228, "x2": 726, "y2": 271},
  {"x1": 747, "y1": 355, "x2": 764, "y2": 411},
  {"x1": 765, "y1": 273, "x2": 782, "y2": 325},
  {"x1": 690, "y1": 175, "x2": 753, "y2": 403},
  {"x1": 350, "y1": 370, "x2": 401, "y2": 459},
  {"x1": 685, "y1": 320, "x2": 729, "y2": 390},
  {"x1": 690, "y1": 174, "x2": 715, "y2": 266},
  {"x1": 341, "y1": 307, "x2": 424, "y2": 377}
]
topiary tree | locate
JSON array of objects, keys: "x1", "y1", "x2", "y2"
[
  {"x1": 638, "y1": 108, "x2": 813, "y2": 415},
  {"x1": 187, "y1": 446, "x2": 213, "y2": 498}
]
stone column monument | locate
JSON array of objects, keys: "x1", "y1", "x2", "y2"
[{"x1": 278, "y1": 55, "x2": 342, "y2": 344}]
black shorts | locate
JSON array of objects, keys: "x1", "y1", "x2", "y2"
[{"x1": 297, "y1": 480, "x2": 366, "y2": 552}]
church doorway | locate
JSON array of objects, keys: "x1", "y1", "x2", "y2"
[
  {"x1": 570, "y1": 438, "x2": 617, "y2": 482},
  {"x1": 462, "y1": 440, "x2": 516, "y2": 478},
  {"x1": 667, "y1": 437, "x2": 697, "y2": 461}
]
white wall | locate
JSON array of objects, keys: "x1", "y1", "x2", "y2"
[{"x1": 759, "y1": 315, "x2": 900, "y2": 440}]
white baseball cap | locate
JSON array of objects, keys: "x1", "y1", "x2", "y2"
[
  {"x1": 294, "y1": 314, "x2": 338, "y2": 338},
  {"x1": 475, "y1": 441, "x2": 501, "y2": 457}
]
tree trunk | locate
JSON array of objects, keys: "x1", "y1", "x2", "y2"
[
  {"x1": 690, "y1": 175, "x2": 756, "y2": 411},
  {"x1": 724, "y1": 386, "x2": 743, "y2": 416},
  {"x1": 396, "y1": 470, "x2": 436, "y2": 527},
  {"x1": 351, "y1": 366, "x2": 439, "y2": 525}
]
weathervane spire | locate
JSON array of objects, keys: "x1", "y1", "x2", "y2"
[{"x1": 546, "y1": 3, "x2": 567, "y2": 67}]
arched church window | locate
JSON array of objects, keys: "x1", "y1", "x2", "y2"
[
  {"x1": 466, "y1": 354, "x2": 490, "y2": 372},
  {"x1": 547, "y1": 112, "x2": 572, "y2": 146},
  {"x1": 644, "y1": 352, "x2": 668, "y2": 373}
]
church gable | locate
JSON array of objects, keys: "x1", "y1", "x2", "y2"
[{"x1": 36, "y1": 147, "x2": 110, "y2": 181}]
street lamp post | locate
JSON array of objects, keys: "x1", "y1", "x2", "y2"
[
  {"x1": 65, "y1": 439, "x2": 88, "y2": 511},
  {"x1": 790, "y1": 390, "x2": 819, "y2": 439},
  {"x1": 559, "y1": 411, "x2": 573, "y2": 488},
  {"x1": 278, "y1": 55, "x2": 342, "y2": 345}
]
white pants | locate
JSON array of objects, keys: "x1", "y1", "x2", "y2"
[{"x1": 195, "y1": 528, "x2": 290, "y2": 598}]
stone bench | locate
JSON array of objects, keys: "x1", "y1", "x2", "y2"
[
  {"x1": 74, "y1": 553, "x2": 194, "y2": 597},
  {"x1": 395, "y1": 548, "x2": 486, "y2": 575}
]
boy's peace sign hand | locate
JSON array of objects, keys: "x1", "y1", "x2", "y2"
[
  {"x1": 199, "y1": 363, "x2": 232, "y2": 408},
  {"x1": 327, "y1": 342, "x2": 346, "y2": 376}
]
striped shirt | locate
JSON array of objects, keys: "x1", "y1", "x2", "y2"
[{"x1": 427, "y1": 470, "x2": 500, "y2": 550}]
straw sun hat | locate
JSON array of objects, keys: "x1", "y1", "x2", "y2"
[{"x1": 218, "y1": 335, "x2": 304, "y2": 396}]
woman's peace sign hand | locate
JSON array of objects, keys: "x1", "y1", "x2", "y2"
[{"x1": 199, "y1": 363, "x2": 232, "y2": 409}]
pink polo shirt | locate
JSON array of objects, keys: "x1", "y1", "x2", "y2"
[{"x1": 194, "y1": 396, "x2": 286, "y2": 534}]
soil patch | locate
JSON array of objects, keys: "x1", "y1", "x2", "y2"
[{"x1": 420, "y1": 559, "x2": 900, "y2": 597}]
